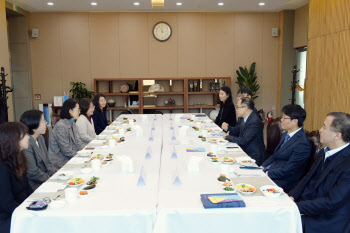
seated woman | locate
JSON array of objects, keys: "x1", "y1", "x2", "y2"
[
  {"x1": 92, "y1": 94, "x2": 108, "y2": 135},
  {"x1": 215, "y1": 86, "x2": 237, "y2": 128},
  {"x1": 0, "y1": 122, "x2": 33, "y2": 233},
  {"x1": 48, "y1": 99, "x2": 83, "y2": 170},
  {"x1": 76, "y1": 98, "x2": 96, "y2": 147},
  {"x1": 20, "y1": 110, "x2": 56, "y2": 190}
]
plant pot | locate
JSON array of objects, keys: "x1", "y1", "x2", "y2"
[{"x1": 108, "y1": 103, "x2": 115, "y2": 107}]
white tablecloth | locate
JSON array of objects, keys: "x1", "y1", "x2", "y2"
[{"x1": 11, "y1": 114, "x2": 302, "y2": 233}]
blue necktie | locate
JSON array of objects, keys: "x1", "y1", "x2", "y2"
[{"x1": 281, "y1": 134, "x2": 290, "y2": 148}]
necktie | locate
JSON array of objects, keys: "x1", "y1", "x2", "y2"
[{"x1": 280, "y1": 134, "x2": 290, "y2": 148}]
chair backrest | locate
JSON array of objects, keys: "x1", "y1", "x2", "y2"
[
  {"x1": 305, "y1": 130, "x2": 322, "y2": 174},
  {"x1": 266, "y1": 117, "x2": 283, "y2": 157}
]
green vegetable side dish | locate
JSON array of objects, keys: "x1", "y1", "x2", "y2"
[
  {"x1": 224, "y1": 187, "x2": 234, "y2": 191},
  {"x1": 90, "y1": 176, "x2": 100, "y2": 181}
]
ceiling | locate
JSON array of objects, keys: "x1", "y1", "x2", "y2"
[{"x1": 7, "y1": 0, "x2": 309, "y2": 13}]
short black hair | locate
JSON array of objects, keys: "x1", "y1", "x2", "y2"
[
  {"x1": 237, "y1": 86, "x2": 252, "y2": 97},
  {"x1": 93, "y1": 94, "x2": 107, "y2": 113},
  {"x1": 60, "y1": 99, "x2": 77, "y2": 119},
  {"x1": 282, "y1": 104, "x2": 306, "y2": 127},
  {"x1": 240, "y1": 98, "x2": 255, "y2": 110},
  {"x1": 20, "y1": 110, "x2": 43, "y2": 135},
  {"x1": 327, "y1": 112, "x2": 350, "y2": 143},
  {"x1": 79, "y1": 98, "x2": 93, "y2": 116},
  {"x1": 219, "y1": 86, "x2": 233, "y2": 105}
]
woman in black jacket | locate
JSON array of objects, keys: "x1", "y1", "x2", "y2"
[
  {"x1": 92, "y1": 94, "x2": 108, "y2": 135},
  {"x1": 215, "y1": 86, "x2": 237, "y2": 128},
  {"x1": 0, "y1": 122, "x2": 33, "y2": 233}
]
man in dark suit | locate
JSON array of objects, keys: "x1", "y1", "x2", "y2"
[
  {"x1": 262, "y1": 104, "x2": 312, "y2": 193},
  {"x1": 222, "y1": 98, "x2": 266, "y2": 166},
  {"x1": 289, "y1": 112, "x2": 350, "y2": 233}
]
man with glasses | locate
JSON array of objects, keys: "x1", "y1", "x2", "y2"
[
  {"x1": 289, "y1": 112, "x2": 350, "y2": 233},
  {"x1": 222, "y1": 98, "x2": 266, "y2": 166},
  {"x1": 261, "y1": 104, "x2": 312, "y2": 193}
]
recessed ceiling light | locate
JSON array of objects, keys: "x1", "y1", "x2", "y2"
[
  {"x1": 47, "y1": 2, "x2": 54, "y2": 6},
  {"x1": 218, "y1": 2, "x2": 224, "y2": 6},
  {"x1": 134, "y1": 2, "x2": 140, "y2": 6},
  {"x1": 91, "y1": 2, "x2": 97, "y2": 6},
  {"x1": 176, "y1": 2, "x2": 182, "y2": 6},
  {"x1": 259, "y1": 2, "x2": 265, "y2": 6}
]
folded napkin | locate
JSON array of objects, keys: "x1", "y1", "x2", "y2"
[
  {"x1": 234, "y1": 168, "x2": 265, "y2": 177},
  {"x1": 35, "y1": 182, "x2": 67, "y2": 193},
  {"x1": 67, "y1": 157, "x2": 90, "y2": 164},
  {"x1": 89, "y1": 139, "x2": 106, "y2": 145}
]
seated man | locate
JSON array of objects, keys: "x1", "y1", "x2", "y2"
[
  {"x1": 236, "y1": 86, "x2": 259, "y2": 115},
  {"x1": 223, "y1": 98, "x2": 266, "y2": 166},
  {"x1": 290, "y1": 112, "x2": 350, "y2": 233},
  {"x1": 262, "y1": 104, "x2": 312, "y2": 193}
]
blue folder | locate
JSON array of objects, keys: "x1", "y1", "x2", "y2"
[{"x1": 200, "y1": 193, "x2": 246, "y2": 209}]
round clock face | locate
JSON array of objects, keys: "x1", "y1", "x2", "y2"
[{"x1": 153, "y1": 22, "x2": 172, "y2": 42}]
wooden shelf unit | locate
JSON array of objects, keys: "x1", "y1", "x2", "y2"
[{"x1": 94, "y1": 77, "x2": 230, "y2": 116}]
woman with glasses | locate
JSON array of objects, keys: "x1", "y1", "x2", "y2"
[
  {"x1": 76, "y1": 98, "x2": 97, "y2": 147},
  {"x1": 0, "y1": 122, "x2": 33, "y2": 233},
  {"x1": 20, "y1": 110, "x2": 56, "y2": 190},
  {"x1": 48, "y1": 99, "x2": 83, "y2": 170},
  {"x1": 92, "y1": 94, "x2": 108, "y2": 135}
]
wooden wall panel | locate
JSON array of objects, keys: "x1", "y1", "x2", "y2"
[
  {"x1": 308, "y1": 0, "x2": 327, "y2": 39},
  {"x1": 305, "y1": 0, "x2": 350, "y2": 130}
]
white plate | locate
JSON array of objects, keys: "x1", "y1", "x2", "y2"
[
  {"x1": 235, "y1": 183, "x2": 256, "y2": 195},
  {"x1": 77, "y1": 150, "x2": 91, "y2": 157},
  {"x1": 67, "y1": 178, "x2": 85, "y2": 187},
  {"x1": 217, "y1": 139, "x2": 228, "y2": 145},
  {"x1": 80, "y1": 168, "x2": 93, "y2": 174},
  {"x1": 220, "y1": 157, "x2": 235, "y2": 164},
  {"x1": 101, "y1": 161, "x2": 110, "y2": 167},
  {"x1": 97, "y1": 135, "x2": 106, "y2": 140},
  {"x1": 57, "y1": 172, "x2": 72, "y2": 181},
  {"x1": 78, "y1": 190, "x2": 89, "y2": 198},
  {"x1": 260, "y1": 185, "x2": 283, "y2": 197}
]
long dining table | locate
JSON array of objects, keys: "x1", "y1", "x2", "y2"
[{"x1": 11, "y1": 113, "x2": 302, "y2": 233}]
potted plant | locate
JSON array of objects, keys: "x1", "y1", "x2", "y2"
[
  {"x1": 69, "y1": 82, "x2": 94, "y2": 101},
  {"x1": 235, "y1": 62, "x2": 260, "y2": 100}
]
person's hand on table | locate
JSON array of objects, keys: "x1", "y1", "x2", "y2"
[
  {"x1": 289, "y1": 196, "x2": 294, "y2": 201},
  {"x1": 221, "y1": 122, "x2": 229, "y2": 131},
  {"x1": 223, "y1": 132, "x2": 229, "y2": 139}
]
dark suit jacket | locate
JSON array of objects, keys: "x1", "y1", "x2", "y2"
[
  {"x1": 226, "y1": 112, "x2": 266, "y2": 166},
  {"x1": 0, "y1": 162, "x2": 33, "y2": 233},
  {"x1": 23, "y1": 135, "x2": 55, "y2": 190},
  {"x1": 92, "y1": 109, "x2": 108, "y2": 135},
  {"x1": 289, "y1": 145, "x2": 350, "y2": 233},
  {"x1": 215, "y1": 102, "x2": 237, "y2": 128},
  {"x1": 262, "y1": 129, "x2": 312, "y2": 193}
]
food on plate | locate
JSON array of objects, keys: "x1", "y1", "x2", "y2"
[
  {"x1": 221, "y1": 182, "x2": 232, "y2": 187},
  {"x1": 86, "y1": 176, "x2": 99, "y2": 185},
  {"x1": 242, "y1": 160, "x2": 254, "y2": 163},
  {"x1": 126, "y1": 127, "x2": 131, "y2": 131},
  {"x1": 201, "y1": 138, "x2": 206, "y2": 142},
  {"x1": 79, "y1": 191, "x2": 88, "y2": 195},
  {"x1": 221, "y1": 157, "x2": 235, "y2": 163},
  {"x1": 68, "y1": 178, "x2": 84, "y2": 186},
  {"x1": 208, "y1": 138, "x2": 218, "y2": 143},
  {"x1": 236, "y1": 184, "x2": 256, "y2": 193},
  {"x1": 218, "y1": 174, "x2": 230, "y2": 182},
  {"x1": 120, "y1": 137, "x2": 125, "y2": 141},
  {"x1": 211, "y1": 159, "x2": 220, "y2": 163},
  {"x1": 91, "y1": 154, "x2": 104, "y2": 160},
  {"x1": 223, "y1": 186, "x2": 235, "y2": 192},
  {"x1": 192, "y1": 126, "x2": 199, "y2": 131},
  {"x1": 83, "y1": 185, "x2": 96, "y2": 190},
  {"x1": 207, "y1": 152, "x2": 215, "y2": 157},
  {"x1": 101, "y1": 161, "x2": 108, "y2": 165},
  {"x1": 262, "y1": 188, "x2": 280, "y2": 194},
  {"x1": 106, "y1": 153, "x2": 114, "y2": 159},
  {"x1": 58, "y1": 173, "x2": 70, "y2": 177}
]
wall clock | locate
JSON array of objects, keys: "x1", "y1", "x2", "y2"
[{"x1": 153, "y1": 22, "x2": 172, "y2": 42}]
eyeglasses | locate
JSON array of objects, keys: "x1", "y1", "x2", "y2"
[
  {"x1": 281, "y1": 117, "x2": 291, "y2": 120},
  {"x1": 74, "y1": 108, "x2": 81, "y2": 112},
  {"x1": 90, "y1": 106, "x2": 95, "y2": 109},
  {"x1": 236, "y1": 106, "x2": 247, "y2": 109}
]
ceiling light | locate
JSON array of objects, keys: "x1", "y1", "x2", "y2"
[
  {"x1": 47, "y1": 2, "x2": 54, "y2": 6},
  {"x1": 259, "y1": 2, "x2": 265, "y2": 6},
  {"x1": 91, "y1": 2, "x2": 97, "y2": 6},
  {"x1": 134, "y1": 2, "x2": 140, "y2": 6},
  {"x1": 218, "y1": 2, "x2": 224, "y2": 6},
  {"x1": 176, "y1": 2, "x2": 182, "y2": 6}
]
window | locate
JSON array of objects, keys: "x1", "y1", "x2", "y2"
[{"x1": 295, "y1": 47, "x2": 307, "y2": 108}]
